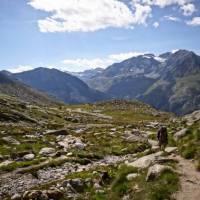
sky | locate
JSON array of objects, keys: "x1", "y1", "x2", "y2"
[{"x1": 0, "y1": 0, "x2": 200, "y2": 72}]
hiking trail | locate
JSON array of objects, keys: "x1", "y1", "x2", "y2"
[{"x1": 172, "y1": 154, "x2": 200, "y2": 200}]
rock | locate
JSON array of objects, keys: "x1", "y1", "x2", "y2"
[
  {"x1": 174, "y1": 128, "x2": 188, "y2": 141},
  {"x1": 23, "y1": 153, "x2": 35, "y2": 161},
  {"x1": 57, "y1": 135, "x2": 86, "y2": 150},
  {"x1": 46, "y1": 188, "x2": 63, "y2": 199},
  {"x1": 126, "y1": 173, "x2": 138, "y2": 181},
  {"x1": 45, "y1": 129, "x2": 68, "y2": 135},
  {"x1": 94, "y1": 133, "x2": 101, "y2": 136},
  {"x1": 39, "y1": 147, "x2": 56, "y2": 156},
  {"x1": 11, "y1": 193, "x2": 21, "y2": 200},
  {"x1": 2, "y1": 136, "x2": 20, "y2": 145},
  {"x1": 122, "y1": 195, "x2": 131, "y2": 200},
  {"x1": 126, "y1": 152, "x2": 163, "y2": 169},
  {"x1": 148, "y1": 139, "x2": 158, "y2": 147},
  {"x1": 99, "y1": 171, "x2": 110, "y2": 184},
  {"x1": 23, "y1": 190, "x2": 48, "y2": 200},
  {"x1": 148, "y1": 139, "x2": 159, "y2": 151},
  {"x1": 148, "y1": 122, "x2": 160, "y2": 128},
  {"x1": 0, "y1": 160, "x2": 13, "y2": 167},
  {"x1": 123, "y1": 131, "x2": 147, "y2": 143},
  {"x1": 165, "y1": 147, "x2": 178, "y2": 154},
  {"x1": 184, "y1": 110, "x2": 200, "y2": 126},
  {"x1": 75, "y1": 142, "x2": 85, "y2": 150},
  {"x1": 69, "y1": 178, "x2": 85, "y2": 192},
  {"x1": 67, "y1": 152, "x2": 73, "y2": 156},
  {"x1": 152, "y1": 146, "x2": 160, "y2": 151},
  {"x1": 146, "y1": 164, "x2": 174, "y2": 181},
  {"x1": 58, "y1": 141, "x2": 68, "y2": 149},
  {"x1": 93, "y1": 182, "x2": 102, "y2": 190}
]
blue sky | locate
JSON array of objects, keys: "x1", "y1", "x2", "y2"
[{"x1": 0, "y1": 0, "x2": 200, "y2": 72}]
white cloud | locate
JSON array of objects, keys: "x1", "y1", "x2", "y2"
[
  {"x1": 28, "y1": 0, "x2": 136, "y2": 32},
  {"x1": 164, "y1": 15, "x2": 181, "y2": 21},
  {"x1": 137, "y1": 0, "x2": 192, "y2": 8},
  {"x1": 28, "y1": 0, "x2": 153, "y2": 32},
  {"x1": 153, "y1": 21, "x2": 159, "y2": 28},
  {"x1": 108, "y1": 52, "x2": 146, "y2": 61},
  {"x1": 131, "y1": 3, "x2": 152, "y2": 25},
  {"x1": 181, "y1": 3, "x2": 196, "y2": 16},
  {"x1": 186, "y1": 17, "x2": 200, "y2": 26},
  {"x1": 62, "y1": 58, "x2": 109, "y2": 71},
  {"x1": 61, "y1": 51, "x2": 146, "y2": 72},
  {"x1": 7, "y1": 65, "x2": 34, "y2": 73}
]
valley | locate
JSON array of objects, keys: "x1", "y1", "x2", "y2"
[{"x1": 0, "y1": 93, "x2": 200, "y2": 200}]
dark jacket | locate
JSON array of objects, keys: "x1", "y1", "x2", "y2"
[{"x1": 157, "y1": 127, "x2": 168, "y2": 144}]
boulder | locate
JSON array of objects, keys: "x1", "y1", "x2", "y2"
[
  {"x1": 75, "y1": 142, "x2": 85, "y2": 150},
  {"x1": 184, "y1": 110, "x2": 200, "y2": 126},
  {"x1": 93, "y1": 182, "x2": 102, "y2": 190},
  {"x1": 58, "y1": 141, "x2": 68, "y2": 149},
  {"x1": 146, "y1": 164, "x2": 174, "y2": 181},
  {"x1": 23, "y1": 190, "x2": 48, "y2": 200},
  {"x1": 46, "y1": 188, "x2": 63, "y2": 199},
  {"x1": 39, "y1": 147, "x2": 56, "y2": 157},
  {"x1": 125, "y1": 152, "x2": 163, "y2": 169},
  {"x1": 152, "y1": 146, "x2": 160, "y2": 151},
  {"x1": 11, "y1": 193, "x2": 21, "y2": 200},
  {"x1": 174, "y1": 128, "x2": 188, "y2": 141},
  {"x1": 123, "y1": 131, "x2": 147, "y2": 143},
  {"x1": 0, "y1": 160, "x2": 13, "y2": 167},
  {"x1": 45, "y1": 129, "x2": 68, "y2": 135},
  {"x1": 165, "y1": 147, "x2": 178, "y2": 154},
  {"x1": 23, "y1": 153, "x2": 35, "y2": 161},
  {"x1": 69, "y1": 178, "x2": 85, "y2": 193},
  {"x1": 126, "y1": 173, "x2": 138, "y2": 181},
  {"x1": 2, "y1": 136, "x2": 20, "y2": 145}
]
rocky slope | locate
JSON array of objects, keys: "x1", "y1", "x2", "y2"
[
  {"x1": 0, "y1": 72, "x2": 57, "y2": 106},
  {"x1": 70, "y1": 68, "x2": 104, "y2": 82},
  {"x1": 13, "y1": 67, "x2": 109, "y2": 104},
  {"x1": 0, "y1": 94, "x2": 185, "y2": 200},
  {"x1": 86, "y1": 50, "x2": 200, "y2": 115}
]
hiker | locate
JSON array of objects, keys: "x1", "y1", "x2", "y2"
[{"x1": 157, "y1": 126, "x2": 168, "y2": 151}]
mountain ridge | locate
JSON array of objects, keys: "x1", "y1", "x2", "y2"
[
  {"x1": 0, "y1": 71, "x2": 58, "y2": 105},
  {"x1": 13, "y1": 67, "x2": 109, "y2": 104},
  {"x1": 83, "y1": 49, "x2": 200, "y2": 115}
]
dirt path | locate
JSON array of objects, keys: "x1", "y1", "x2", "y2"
[{"x1": 172, "y1": 155, "x2": 200, "y2": 200}]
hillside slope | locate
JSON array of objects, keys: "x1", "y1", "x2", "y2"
[
  {"x1": 0, "y1": 72, "x2": 57, "y2": 105},
  {"x1": 14, "y1": 67, "x2": 109, "y2": 104},
  {"x1": 86, "y1": 50, "x2": 200, "y2": 115}
]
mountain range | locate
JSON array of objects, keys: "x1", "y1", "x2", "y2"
[
  {"x1": 13, "y1": 67, "x2": 108, "y2": 104},
  {"x1": 0, "y1": 71, "x2": 57, "y2": 105},
  {"x1": 85, "y1": 49, "x2": 200, "y2": 115},
  {"x1": 0, "y1": 49, "x2": 199, "y2": 115}
]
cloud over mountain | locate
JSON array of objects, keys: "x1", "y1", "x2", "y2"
[{"x1": 28, "y1": 0, "x2": 199, "y2": 33}]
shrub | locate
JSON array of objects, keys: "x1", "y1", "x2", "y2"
[
  {"x1": 182, "y1": 145, "x2": 196, "y2": 159},
  {"x1": 149, "y1": 170, "x2": 179, "y2": 200}
]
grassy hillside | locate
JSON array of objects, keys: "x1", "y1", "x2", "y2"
[{"x1": 0, "y1": 95, "x2": 182, "y2": 200}]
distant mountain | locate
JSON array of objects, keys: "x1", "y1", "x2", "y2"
[
  {"x1": 86, "y1": 50, "x2": 200, "y2": 115},
  {"x1": 0, "y1": 72, "x2": 57, "y2": 105},
  {"x1": 70, "y1": 68, "x2": 104, "y2": 81},
  {"x1": 14, "y1": 67, "x2": 109, "y2": 104},
  {"x1": 141, "y1": 50, "x2": 200, "y2": 114},
  {"x1": 86, "y1": 53, "x2": 164, "y2": 92}
]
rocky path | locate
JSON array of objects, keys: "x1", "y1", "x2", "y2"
[
  {"x1": 173, "y1": 155, "x2": 200, "y2": 200},
  {"x1": 0, "y1": 154, "x2": 135, "y2": 197}
]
